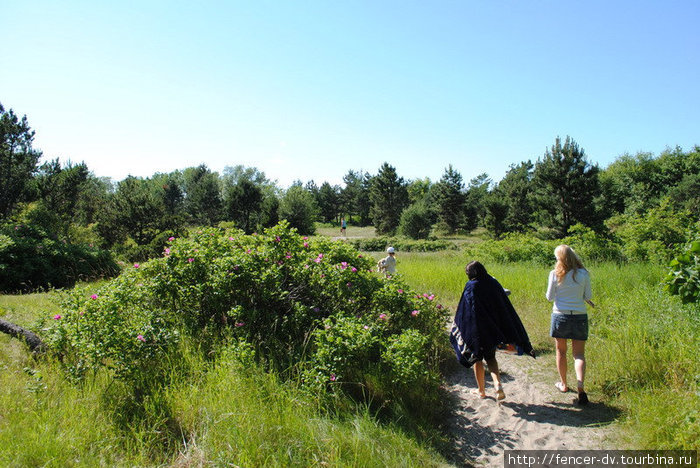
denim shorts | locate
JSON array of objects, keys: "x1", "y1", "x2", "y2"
[{"x1": 550, "y1": 313, "x2": 588, "y2": 341}]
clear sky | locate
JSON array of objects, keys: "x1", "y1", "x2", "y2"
[{"x1": 2, "y1": 1, "x2": 698, "y2": 188}]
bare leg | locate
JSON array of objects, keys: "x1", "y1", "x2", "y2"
[
  {"x1": 555, "y1": 338, "x2": 568, "y2": 390},
  {"x1": 572, "y1": 339, "x2": 586, "y2": 392},
  {"x1": 485, "y1": 357, "x2": 501, "y2": 388},
  {"x1": 472, "y1": 361, "x2": 486, "y2": 397},
  {"x1": 486, "y1": 357, "x2": 505, "y2": 400}
]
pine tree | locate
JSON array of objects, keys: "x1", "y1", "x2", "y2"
[
  {"x1": 370, "y1": 163, "x2": 408, "y2": 235},
  {"x1": 533, "y1": 136, "x2": 601, "y2": 236}
]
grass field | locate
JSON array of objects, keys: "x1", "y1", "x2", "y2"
[{"x1": 1, "y1": 242, "x2": 698, "y2": 465}]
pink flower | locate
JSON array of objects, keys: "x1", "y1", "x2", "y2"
[
  {"x1": 340, "y1": 262, "x2": 348, "y2": 269},
  {"x1": 437, "y1": 304, "x2": 443, "y2": 309},
  {"x1": 351, "y1": 267, "x2": 357, "y2": 272},
  {"x1": 330, "y1": 374, "x2": 337, "y2": 382},
  {"x1": 53, "y1": 314, "x2": 62, "y2": 320},
  {"x1": 398, "y1": 289, "x2": 404, "y2": 294},
  {"x1": 285, "y1": 253, "x2": 292, "y2": 259},
  {"x1": 246, "y1": 249, "x2": 252, "y2": 254},
  {"x1": 275, "y1": 236, "x2": 281, "y2": 242},
  {"x1": 168, "y1": 237, "x2": 175, "y2": 241},
  {"x1": 428, "y1": 294, "x2": 435, "y2": 301},
  {"x1": 137, "y1": 334, "x2": 146, "y2": 342},
  {"x1": 358, "y1": 254, "x2": 363, "y2": 258},
  {"x1": 411, "y1": 310, "x2": 420, "y2": 317},
  {"x1": 133, "y1": 263, "x2": 140, "y2": 269},
  {"x1": 235, "y1": 321, "x2": 245, "y2": 327},
  {"x1": 164, "y1": 247, "x2": 170, "y2": 256},
  {"x1": 303, "y1": 236, "x2": 308, "y2": 240},
  {"x1": 363, "y1": 325, "x2": 369, "y2": 330},
  {"x1": 90, "y1": 294, "x2": 98, "y2": 300},
  {"x1": 325, "y1": 324, "x2": 331, "y2": 330},
  {"x1": 346, "y1": 282, "x2": 352, "y2": 288},
  {"x1": 304, "y1": 264, "x2": 310, "y2": 269},
  {"x1": 379, "y1": 313, "x2": 387, "y2": 320},
  {"x1": 229, "y1": 237, "x2": 235, "y2": 241},
  {"x1": 303, "y1": 242, "x2": 309, "y2": 248},
  {"x1": 314, "y1": 254, "x2": 323, "y2": 264},
  {"x1": 188, "y1": 258, "x2": 194, "y2": 263}
]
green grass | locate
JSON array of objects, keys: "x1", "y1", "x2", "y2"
[
  {"x1": 2, "y1": 248, "x2": 698, "y2": 463},
  {"x1": 314, "y1": 223, "x2": 378, "y2": 239},
  {"x1": 0, "y1": 286, "x2": 451, "y2": 467},
  {"x1": 399, "y1": 252, "x2": 700, "y2": 450}
]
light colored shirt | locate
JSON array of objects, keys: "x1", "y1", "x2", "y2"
[
  {"x1": 546, "y1": 268, "x2": 592, "y2": 314},
  {"x1": 381, "y1": 255, "x2": 396, "y2": 274}
]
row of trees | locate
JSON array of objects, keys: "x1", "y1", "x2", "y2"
[{"x1": 2, "y1": 102, "x2": 699, "y2": 261}]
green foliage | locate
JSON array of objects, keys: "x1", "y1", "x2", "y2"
[
  {"x1": 348, "y1": 236, "x2": 454, "y2": 252},
  {"x1": 370, "y1": 162, "x2": 409, "y2": 235},
  {"x1": 665, "y1": 235, "x2": 700, "y2": 303},
  {"x1": 461, "y1": 233, "x2": 557, "y2": 264},
  {"x1": 606, "y1": 198, "x2": 693, "y2": 262},
  {"x1": 316, "y1": 181, "x2": 342, "y2": 223},
  {"x1": 47, "y1": 222, "x2": 448, "y2": 414},
  {"x1": 279, "y1": 184, "x2": 318, "y2": 234},
  {"x1": 183, "y1": 164, "x2": 223, "y2": 226},
  {"x1": 0, "y1": 103, "x2": 42, "y2": 220},
  {"x1": 0, "y1": 223, "x2": 119, "y2": 293},
  {"x1": 399, "y1": 201, "x2": 434, "y2": 239},
  {"x1": 533, "y1": 136, "x2": 601, "y2": 235},
  {"x1": 431, "y1": 165, "x2": 465, "y2": 234},
  {"x1": 561, "y1": 223, "x2": 625, "y2": 262}
]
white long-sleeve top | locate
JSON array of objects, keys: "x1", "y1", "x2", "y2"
[{"x1": 546, "y1": 268, "x2": 592, "y2": 314}]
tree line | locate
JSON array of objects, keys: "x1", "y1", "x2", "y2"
[{"x1": 2, "y1": 102, "x2": 699, "y2": 262}]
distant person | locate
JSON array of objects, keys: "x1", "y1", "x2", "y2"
[
  {"x1": 377, "y1": 246, "x2": 397, "y2": 274},
  {"x1": 450, "y1": 261, "x2": 535, "y2": 400},
  {"x1": 546, "y1": 244, "x2": 595, "y2": 406},
  {"x1": 340, "y1": 218, "x2": 347, "y2": 236}
]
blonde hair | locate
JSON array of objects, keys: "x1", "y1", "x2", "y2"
[{"x1": 554, "y1": 244, "x2": 585, "y2": 284}]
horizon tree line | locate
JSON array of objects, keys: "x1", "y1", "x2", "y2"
[{"x1": 2, "y1": 103, "x2": 699, "y2": 261}]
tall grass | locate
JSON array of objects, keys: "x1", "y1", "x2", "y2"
[
  {"x1": 400, "y1": 252, "x2": 700, "y2": 450},
  {"x1": 1, "y1": 292, "x2": 450, "y2": 467}
]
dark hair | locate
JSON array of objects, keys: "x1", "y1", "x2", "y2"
[{"x1": 466, "y1": 261, "x2": 488, "y2": 280}]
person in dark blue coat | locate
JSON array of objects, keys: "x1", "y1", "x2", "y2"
[{"x1": 450, "y1": 261, "x2": 535, "y2": 400}]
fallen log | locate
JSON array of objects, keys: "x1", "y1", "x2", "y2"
[{"x1": 0, "y1": 318, "x2": 48, "y2": 354}]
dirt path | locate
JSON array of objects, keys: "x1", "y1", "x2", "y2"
[{"x1": 442, "y1": 351, "x2": 622, "y2": 467}]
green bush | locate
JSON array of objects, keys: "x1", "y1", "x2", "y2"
[
  {"x1": 606, "y1": 198, "x2": 694, "y2": 262},
  {"x1": 0, "y1": 223, "x2": 119, "y2": 292},
  {"x1": 561, "y1": 224, "x2": 625, "y2": 262},
  {"x1": 399, "y1": 202, "x2": 434, "y2": 239},
  {"x1": 461, "y1": 233, "x2": 557, "y2": 264},
  {"x1": 48, "y1": 222, "x2": 448, "y2": 411},
  {"x1": 665, "y1": 236, "x2": 700, "y2": 303},
  {"x1": 348, "y1": 236, "x2": 454, "y2": 252}
]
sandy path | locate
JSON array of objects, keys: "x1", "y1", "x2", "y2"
[{"x1": 442, "y1": 351, "x2": 621, "y2": 467}]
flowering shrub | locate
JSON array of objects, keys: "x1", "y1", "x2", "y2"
[{"x1": 47, "y1": 222, "x2": 448, "y2": 407}]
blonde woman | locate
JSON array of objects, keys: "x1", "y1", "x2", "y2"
[{"x1": 546, "y1": 245, "x2": 595, "y2": 405}]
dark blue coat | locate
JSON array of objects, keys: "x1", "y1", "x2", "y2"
[{"x1": 450, "y1": 275, "x2": 534, "y2": 368}]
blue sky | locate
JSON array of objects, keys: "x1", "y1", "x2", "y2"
[{"x1": 1, "y1": 1, "x2": 698, "y2": 187}]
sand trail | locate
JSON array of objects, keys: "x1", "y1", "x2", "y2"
[{"x1": 443, "y1": 351, "x2": 621, "y2": 467}]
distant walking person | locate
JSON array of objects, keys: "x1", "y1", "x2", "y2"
[
  {"x1": 340, "y1": 218, "x2": 347, "y2": 236},
  {"x1": 546, "y1": 244, "x2": 595, "y2": 406},
  {"x1": 377, "y1": 247, "x2": 397, "y2": 274},
  {"x1": 450, "y1": 261, "x2": 535, "y2": 400}
]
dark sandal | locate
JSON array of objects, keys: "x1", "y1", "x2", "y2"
[{"x1": 576, "y1": 391, "x2": 589, "y2": 406}]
